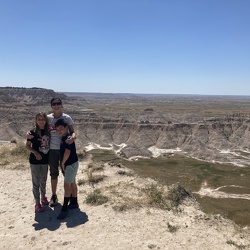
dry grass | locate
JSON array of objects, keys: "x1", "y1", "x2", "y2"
[
  {"x1": 96, "y1": 176, "x2": 192, "y2": 212},
  {"x1": 86, "y1": 162, "x2": 106, "y2": 185},
  {"x1": 85, "y1": 189, "x2": 108, "y2": 205},
  {"x1": 112, "y1": 204, "x2": 134, "y2": 212},
  {"x1": 76, "y1": 149, "x2": 87, "y2": 161},
  {"x1": 142, "y1": 184, "x2": 169, "y2": 210},
  {"x1": 77, "y1": 178, "x2": 85, "y2": 186},
  {"x1": 226, "y1": 240, "x2": 249, "y2": 250},
  {"x1": 106, "y1": 182, "x2": 193, "y2": 213},
  {"x1": 78, "y1": 158, "x2": 194, "y2": 213},
  {"x1": 0, "y1": 142, "x2": 29, "y2": 168}
]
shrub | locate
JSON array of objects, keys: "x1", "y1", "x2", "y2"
[
  {"x1": 77, "y1": 178, "x2": 85, "y2": 186},
  {"x1": 86, "y1": 163, "x2": 105, "y2": 184},
  {"x1": 226, "y1": 240, "x2": 248, "y2": 250},
  {"x1": 167, "y1": 183, "x2": 192, "y2": 208},
  {"x1": 143, "y1": 184, "x2": 169, "y2": 209},
  {"x1": 117, "y1": 170, "x2": 134, "y2": 176},
  {"x1": 77, "y1": 149, "x2": 86, "y2": 161},
  {"x1": 167, "y1": 222, "x2": 179, "y2": 233},
  {"x1": 112, "y1": 204, "x2": 131, "y2": 212},
  {"x1": 85, "y1": 189, "x2": 108, "y2": 205}
]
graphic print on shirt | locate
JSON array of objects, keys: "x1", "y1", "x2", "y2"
[
  {"x1": 49, "y1": 124, "x2": 57, "y2": 134},
  {"x1": 39, "y1": 135, "x2": 50, "y2": 154}
]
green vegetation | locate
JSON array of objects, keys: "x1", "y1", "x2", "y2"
[
  {"x1": 89, "y1": 148, "x2": 250, "y2": 227},
  {"x1": 90, "y1": 149, "x2": 250, "y2": 192}
]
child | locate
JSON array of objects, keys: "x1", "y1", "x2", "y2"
[
  {"x1": 55, "y1": 118, "x2": 79, "y2": 220},
  {"x1": 26, "y1": 112, "x2": 50, "y2": 213}
]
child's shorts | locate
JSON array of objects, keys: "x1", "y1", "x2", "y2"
[{"x1": 64, "y1": 161, "x2": 79, "y2": 183}]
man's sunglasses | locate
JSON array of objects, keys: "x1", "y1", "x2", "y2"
[{"x1": 51, "y1": 102, "x2": 62, "y2": 106}]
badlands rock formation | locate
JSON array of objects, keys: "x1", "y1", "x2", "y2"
[{"x1": 1, "y1": 87, "x2": 250, "y2": 166}]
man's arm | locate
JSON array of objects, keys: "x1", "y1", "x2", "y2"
[{"x1": 66, "y1": 125, "x2": 76, "y2": 144}]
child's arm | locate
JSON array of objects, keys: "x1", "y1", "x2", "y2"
[
  {"x1": 26, "y1": 141, "x2": 42, "y2": 160},
  {"x1": 26, "y1": 131, "x2": 34, "y2": 139},
  {"x1": 61, "y1": 148, "x2": 71, "y2": 171}
]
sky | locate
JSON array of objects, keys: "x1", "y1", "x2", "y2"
[{"x1": 0, "y1": 0, "x2": 250, "y2": 95}]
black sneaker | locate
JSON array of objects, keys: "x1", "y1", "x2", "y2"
[
  {"x1": 49, "y1": 195, "x2": 58, "y2": 207},
  {"x1": 68, "y1": 203, "x2": 79, "y2": 209}
]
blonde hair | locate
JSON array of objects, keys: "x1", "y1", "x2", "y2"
[{"x1": 34, "y1": 112, "x2": 50, "y2": 137}]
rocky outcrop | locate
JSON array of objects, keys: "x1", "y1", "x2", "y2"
[
  {"x1": 0, "y1": 87, "x2": 66, "y2": 105},
  {"x1": 73, "y1": 111, "x2": 250, "y2": 166}
]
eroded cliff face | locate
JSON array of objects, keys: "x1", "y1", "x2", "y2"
[
  {"x1": 73, "y1": 111, "x2": 250, "y2": 166},
  {"x1": 1, "y1": 88, "x2": 250, "y2": 166},
  {"x1": 0, "y1": 87, "x2": 67, "y2": 140}
]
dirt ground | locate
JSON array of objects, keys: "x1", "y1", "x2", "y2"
[{"x1": 1, "y1": 158, "x2": 250, "y2": 250}]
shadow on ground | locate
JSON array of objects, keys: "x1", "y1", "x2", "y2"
[{"x1": 32, "y1": 204, "x2": 88, "y2": 231}]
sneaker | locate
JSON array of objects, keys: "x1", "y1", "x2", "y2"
[
  {"x1": 68, "y1": 203, "x2": 79, "y2": 209},
  {"x1": 57, "y1": 208, "x2": 69, "y2": 220},
  {"x1": 49, "y1": 195, "x2": 58, "y2": 207},
  {"x1": 35, "y1": 204, "x2": 45, "y2": 213},
  {"x1": 41, "y1": 197, "x2": 49, "y2": 206}
]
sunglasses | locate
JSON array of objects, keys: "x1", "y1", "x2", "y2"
[{"x1": 51, "y1": 102, "x2": 62, "y2": 106}]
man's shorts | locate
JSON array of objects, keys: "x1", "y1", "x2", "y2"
[
  {"x1": 49, "y1": 149, "x2": 60, "y2": 179},
  {"x1": 64, "y1": 161, "x2": 79, "y2": 183}
]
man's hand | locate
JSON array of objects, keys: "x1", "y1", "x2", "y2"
[{"x1": 66, "y1": 136, "x2": 75, "y2": 144}]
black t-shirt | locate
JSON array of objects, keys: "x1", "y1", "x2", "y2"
[
  {"x1": 27, "y1": 129, "x2": 50, "y2": 164},
  {"x1": 60, "y1": 133, "x2": 78, "y2": 167}
]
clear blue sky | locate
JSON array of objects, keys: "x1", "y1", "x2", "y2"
[{"x1": 0, "y1": 0, "x2": 249, "y2": 95}]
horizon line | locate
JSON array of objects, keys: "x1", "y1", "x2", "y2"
[{"x1": 1, "y1": 86, "x2": 250, "y2": 97}]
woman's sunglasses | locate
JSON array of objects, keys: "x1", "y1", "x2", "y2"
[{"x1": 51, "y1": 102, "x2": 62, "y2": 106}]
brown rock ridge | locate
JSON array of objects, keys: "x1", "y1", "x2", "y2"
[{"x1": 0, "y1": 87, "x2": 66, "y2": 105}]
